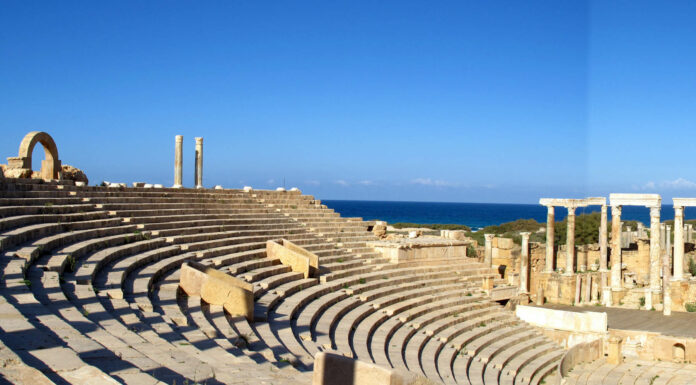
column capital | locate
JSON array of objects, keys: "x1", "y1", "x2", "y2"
[
  {"x1": 484, "y1": 234, "x2": 495, "y2": 241},
  {"x1": 649, "y1": 205, "x2": 660, "y2": 218},
  {"x1": 175, "y1": 135, "x2": 183, "y2": 142},
  {"x1": 519, "y1": 232, "x2": 531, "y2": 238},
  {"x1": 601, "y1": 204, "x2": 607, "y2": 212},
  {"x1": 675, "y1": 206, "x2": 685, "y2": 215},
  {"x1": 566, "y1": 206, "x2": 576, "y2": 215},
  {"x1": 666, "y1": 225, "x2": 671, "y2": 231},
  {"x1": 611, "y1": 205, "x2": 622, "y2": 216},
  {"x1": 545, "y1": 205, "x2": 555, "y2": 214},
  {"x1": 195, "y1": 137, "x2": 203, "y2": 144}
]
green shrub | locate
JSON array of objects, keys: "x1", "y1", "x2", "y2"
[
  {"x1": 685, "y1": 303, "x2": 696, "y2": 312},
  {"x1": 689, "y1": 257, "x2": 696, "y2": 277}
]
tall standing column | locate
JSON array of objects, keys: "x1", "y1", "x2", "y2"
[
  {"x1": 674, "y1": 206, "x2": 685, "y2": 281},
  {"x1": 484, "y1": 234, "x2": 494, "y2": 268},
  {"x1": 611, "y1": 205, "x2": 622, "y2": 290},
  {"x1": 649, "y1": 206, "x2": 661, "y2": 292},
  {"x1": 520, "y1": 232, "x2": 531, "y2": 293},
  {"x1": 660, "y1": 224, "x2": 666, "y2": 252},
  {"x1": 600, "y1": 205, "x2": 608, "y2": 271},
  {"x1": 666, "y1": 225, "x2": 672, "y2": 259},
  {"x1": 173, "y1": 135, "x2": 183, "y2": 188},
  {"x1": 688, "y1": 224, "x2": 694, "y2": 243},
  {"x1": 663, "y1": 229, "x2": 672, "y2": 316},
  {"x1": 545, "y1": 206, "x2": 555, "y2": 273},
  {"x1": 194, "y1": 137, "x2": 203, "y2": 189},
  {"x1": 565, "y1": 206, "x2": 576, "y2": 275}
]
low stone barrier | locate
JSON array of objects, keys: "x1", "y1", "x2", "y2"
[
  {"x1": 366, "y1": 238, "x2": 469, "y2": 263},
  {"x1": 313, "y1": 352, "x2": 431, "y2": 385},
  {"x1": 179, "y1": 261, "x2": 254, "y2": 321},
  {"x1": 515, "y1": 305, "x2": 607, "y2": 348},
  {"x1": 266, "y1": 239, "x2": 319, "y2": 278},
  {"x1": 557, "y1": 338, "x2": 603, "y2": 380}
]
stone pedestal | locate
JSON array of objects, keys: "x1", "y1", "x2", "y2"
[{"x1": 607, "y1": 336, "x2": 623, "y2": 365}]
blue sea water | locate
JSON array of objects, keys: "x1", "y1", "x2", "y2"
[{"x1": 324, "y1": 200, "x2": 691, "y2": 231}]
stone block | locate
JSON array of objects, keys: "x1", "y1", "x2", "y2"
[
  {"x1": 266, "y1": 239, "x2": 319, "y2": 279},
  {"x1": 179, "y1": 262, "x2": 254, "y2": 321},
  {"x1": 497, "y1": 237, "x2": 514, "y2": 249},
  {"x1": 312, "y1": 352, "x2": 418, "y2": 385}
]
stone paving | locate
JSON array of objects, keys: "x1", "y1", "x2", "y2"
[
  {"x1": 566, "y1": 358, "x2": 696, "y2": 385},
  {"x1": 536, "y1": 304, "x2": 696, "y2": 338}
]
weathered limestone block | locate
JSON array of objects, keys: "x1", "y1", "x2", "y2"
[
  {"x1": 179, "y1": 262, "x2": 254, "y2": 321},
  {"x1": 60, "y1": 164, "x2": 88, "y2": 184},
  {"x1": 266, "y1": 239, "x2": 319, "y2": 278},
  {"x1": 312, "y1": 352, "x2": 423, "y2": 385},
  {"x1": 497, "y1": 237, "x2": 513, "y2": 250},
  {"x1": 372, "y1": 221, "x2": 387, "y2": 238},
  {"x1": 3, "y1": 167, "x2": 32, "y2": 179},
  {"x1": 607, "y1": 336, "x2": 623, "y2": 365}
]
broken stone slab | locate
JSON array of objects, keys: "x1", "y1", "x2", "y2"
[
  {"x1": 266, "y1": 239, "x2": 319, "y2": 279},
  {"x1": 179, "y1": 261, "x2": 254, "y2": 321}
]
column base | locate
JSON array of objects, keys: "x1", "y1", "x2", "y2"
[
  {"x1": 172, "y1": 184, "x2": 183, "y2": 189},
  {"x1": 195, "y1": 185, "x2": 204, "y2": 189}
]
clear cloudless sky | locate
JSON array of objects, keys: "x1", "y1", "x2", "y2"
[{"x1": 0, "y1": 1, "x2": 694, "y2": 203}]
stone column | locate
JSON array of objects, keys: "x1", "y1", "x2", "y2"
[
  {"x1": 607, "y1": 336, "x2": 623, "y2": 365},
  {"x1": 545, "y1": 206, "x2": 555, "y2": 273},
  {"x1": 674, "y1": 206, "x2": 685, "y2": 281},
  {"x1": 649, "y1": 206, "x2": 661, "y2": 292},
  {"x1": 194, "y1": 137, "x2": 203, "y2": 189},
  {"x1": 484, "y1": 234, "x2": 494, "y2": 267},
  {"x1": 173, "y1": 135, "x2": 183, "y2": 188},
  {"x1": 688, "y1": 224, "x2": 694, "y2": 243},
  {"x1": 520, "y1": 232, "x2": 530, "y2": 293},
  {"x1": 574, "y1": 274, "x2": 581, "y2": 305},
  {"x1": 663, "y1": 238, "x2": 672, "y2": 316},
  {"x1": 611, "y1": 206, "x2": 622, "y2": 290},
  {"x1": 584, "y1": 275, "x2": 592, "y2": 304},
  {"x1": 565, "y1": 206, "x2": 576, "y2": 275},
  {"x1": 660, "y1": 224, "x2": 666, "y2": 252},
  {"x1": 600, "y1": 205, "x2": 608, "y2": 271},
  {"x1": 666, "y1": 225, "x2": 672, "y2": 259}
]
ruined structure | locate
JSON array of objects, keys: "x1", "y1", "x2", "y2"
[{"x1": 2, "y1": 131, "x2": 696, "y2": 384}]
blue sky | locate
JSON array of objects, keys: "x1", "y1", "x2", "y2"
[{"x1": 0, "y1": 1, "x2": 694, "y2": 203}]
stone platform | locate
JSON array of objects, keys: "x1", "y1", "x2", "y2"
[
  {"x1": 366, "y1": 237, "x2": 470, "y2": 263},
  {"x1": 536, "y1": 304, "x2": 696, "y2": 338}
]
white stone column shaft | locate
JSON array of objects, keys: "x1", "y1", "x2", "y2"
[
  {"x1": 484, "y1": 234, "x2": 494, "y2": 268},
  {"x1": 520, "y1": 232, "x2": 530, "y2": 293},
  {"x1": 600, "y1": 205, "x2": 608, "y2": 271},
  {"x1": 674, "y1": 206, "x2": 685, "y2": 281},
  {"x1": 611, "y1": 205, "x2": 622, "y2": 290},
  {"x1": 545, "y1": 206, "x2": 555, "y2": 273},
  {"x1": 565, "y1": 206, "x2": 576, "y2": 275},
  {"x1": 649, "y1": 206, "x2": 661, "y2": 292},
  {"x1": 194, "y1": 137, "x2": 203, "y2": 189},
  {"x1": 173, "y1": 135, "x2": 183, "y2": 188}
]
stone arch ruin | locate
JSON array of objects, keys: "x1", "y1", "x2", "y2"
[
  {"x1": 673, "y1": 343, "x2": 686, "y2": 362},
  {"x1": 6, "y1": 131, "x2": 61, "y2": 180}
]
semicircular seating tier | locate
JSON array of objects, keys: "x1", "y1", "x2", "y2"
[{"x1": 0, "y1": 178, "x2": 563, "y2": 385}]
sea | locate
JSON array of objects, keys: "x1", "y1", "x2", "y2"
[{"x1": 323, "y1": 200, "x2": 691, "y2": 231}]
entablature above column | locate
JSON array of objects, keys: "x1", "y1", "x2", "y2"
[{"x1": 609, "y1": 193, "x2": 661, "y2": 208}]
